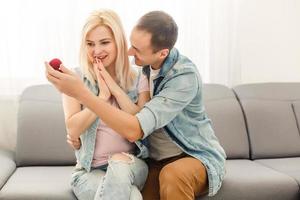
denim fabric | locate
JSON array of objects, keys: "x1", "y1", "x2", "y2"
[
  {"x1": 71, "y1": 68, "x2": 149, "y2": 199},
  {"x1": 71, "y1": 154, "x2": 148, "y2": 200},
  {"x1": 136, "y1": 48, "x2": 227, "y2": 196},
  {"x1": 75, "y1": 68, "x2": 149, "y2": 173}
]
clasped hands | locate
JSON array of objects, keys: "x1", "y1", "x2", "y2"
[{"x1": 93, "y1": 57, "x2": 120, "y2": 101}]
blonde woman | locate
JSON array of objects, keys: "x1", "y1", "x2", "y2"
[{"x1": 51, "y1": 10, "x2": 150, "y2": 200}]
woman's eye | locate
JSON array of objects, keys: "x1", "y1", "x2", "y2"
[
  {"x1": 101, "y1": 41, "x2": 109, "y2": 45},
  {"x1": 86, "y1": 43, "x2": 94, "y2": 47}
]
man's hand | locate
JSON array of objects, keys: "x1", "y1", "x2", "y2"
[{"x1": 66, "y1": 134, "x2": 81, "y2": 150}]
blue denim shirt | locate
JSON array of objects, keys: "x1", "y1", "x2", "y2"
[
  {"x1": 75, "y1": 69, "x2": 149, "y2": 172},
  {"x1": 136, "y1": 48, "x2": 226, "y2": 196}
]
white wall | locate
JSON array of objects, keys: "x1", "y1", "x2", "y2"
[
  {"x1": 0, "y1": 0, "x2": 210, "y2": 95},
  {"x1": 238, "y1": 0, "x2": 300, "y2": 84},
  {"x1": 0, "y1": 0, "x2": 299, "y2": 95}
]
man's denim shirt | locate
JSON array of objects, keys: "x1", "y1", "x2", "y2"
[
  {"x1": 74, "y1": 69, "x2": 149, "y2": 172},
  {"x1": 136, "y1": 48, "x2": 227, "y2": 196}
]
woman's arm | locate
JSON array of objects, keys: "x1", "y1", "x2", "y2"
[
  {"x1": 96, "y1": 61, "x2": 150, "y2": 114},
  {"x1": 113, "y1": 90, "x2": 150, "y2": 114},
  {"x1": 62, "y1": 94, "x2": 97, "y2": 139},
  {"x1": 62, "y1": 63, "x2": 111, "y2": 139}
]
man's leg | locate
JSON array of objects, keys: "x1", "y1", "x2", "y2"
[
  {"x1": 159, "y1": 157, "x2": 208, "y2": 200},
  {"x1": 141, "y1": 159, "x2": 162, "y2": 200}
]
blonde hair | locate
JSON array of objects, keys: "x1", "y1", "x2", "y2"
[{"x1": 79, "y1": 9, "x2": 136, "y2": 91}]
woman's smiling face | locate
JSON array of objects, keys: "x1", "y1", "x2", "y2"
[{"x1": 86, "y1": 25, "x2": 117, "y2": 69}]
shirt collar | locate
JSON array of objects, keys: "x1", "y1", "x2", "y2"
[{"x1": 142, "y1": 48, "x2": 179, "y2": 79}]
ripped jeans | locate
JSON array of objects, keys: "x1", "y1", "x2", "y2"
[{"x1": 71, "y1": 153, "x2": 148, "y2": 200}]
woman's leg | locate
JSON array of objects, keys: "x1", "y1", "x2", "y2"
[
  {"x1": 70, "y1": 167, "x2": 105, "y2": 200},
  {"x1": 95, "y1": 153, "x2": 148, "y2": 200}
]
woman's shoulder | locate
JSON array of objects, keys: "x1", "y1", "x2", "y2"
[
  {"x1": 130, "y1": 64, "x2": 142, "y2": 76},
  {"x1": 73, "y1": 67, "x2": 83, "y2": 78},
  {"x1": 129, "y1": 65, "x2": 149, "y2": 93},
  {"x1": 129, "y1": 65, "x2": 142, "y2": 84}
]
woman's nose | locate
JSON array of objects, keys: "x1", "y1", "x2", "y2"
[{"x1": 93, "y1": 45, "x2": 103, "y2": 55}]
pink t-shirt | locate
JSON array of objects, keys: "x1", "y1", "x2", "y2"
[{"x1": 92, "y1": 73, "x2": 149, "y2": 167}]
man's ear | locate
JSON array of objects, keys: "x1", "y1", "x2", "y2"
[{"x1": 159, "y1": 49, "x2": 169, "y2": 59}]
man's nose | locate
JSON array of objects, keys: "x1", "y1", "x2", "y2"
[{"x1": 128, "y1": 47, "x2": 135, "y2": 56}]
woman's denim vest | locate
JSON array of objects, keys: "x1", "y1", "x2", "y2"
[{"x1": 74, "y1": 69, "x2": 149, "y2": 172}]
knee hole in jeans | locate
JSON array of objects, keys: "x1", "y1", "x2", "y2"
[{"x1": 109, "y1": 152, "x2": 134, "y2": 163}]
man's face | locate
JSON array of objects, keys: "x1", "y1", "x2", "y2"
[{"x1": 128, "y1": 28, "x2": 161, "y2": 68}]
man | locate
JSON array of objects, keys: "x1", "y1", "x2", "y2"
[{"x1": 46, "y1": 11, "x2": 226, "y2": 200}]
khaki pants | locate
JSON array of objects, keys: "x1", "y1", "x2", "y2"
[{"x1": 142, "y1": 154, "x2": 208, "y2": 200}]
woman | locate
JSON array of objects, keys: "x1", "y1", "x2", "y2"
[{"x1": 48, "y1": 9, "x2": 150, "y2": 200}]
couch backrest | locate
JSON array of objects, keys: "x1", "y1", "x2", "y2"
[
  {"x1": 0, "y1": 96, "x2": 18, "y2": 151},
  {"x1": 203, "y1": 84, "x2": 249, "y2": 159},
  {"x1": 234, "y1": 83, "x2": 300, "y2": 159},
  {"x1": 16, "y1": 84, "x2": 76, "y2": 166}
]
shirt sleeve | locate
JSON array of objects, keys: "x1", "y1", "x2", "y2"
[
  {"x1": 136, "y1": 69, "x2": 199, "y2": 139},
  {"x1": 137, "y1": 73, "x2": 150, "y2": 93}
]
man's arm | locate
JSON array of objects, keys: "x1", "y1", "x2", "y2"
[
  {"x1": 79, "y1": 88, "x2": 143, "y2": 142},
  {"x1": 136, "y1": 68, "x2": 199, "y2": 139},
  {"x1": 45, "y1": 63, "x2": 143, "y2": 142}
]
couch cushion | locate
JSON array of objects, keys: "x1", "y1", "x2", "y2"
[
  {"x1": 234, "y1": 83, "x2": 300, "y2": 159},
  {"x1": 0, "y1": 150, "x2": 15, "y2": 190},
  {"x1": 203, "y1": 84, "x2": 249, "y2": 159},
  {"x1": 256, "y1": 157, "x2": 300, "y2": 186},
  {"x1": 16, "y1": 85, "x2": 76, "y2": 166},
  {"x1": 233, "y1": 83, "x2": 300, "y2": 100},
  {"x1": 293, "y1": 101, "x2": 300, "y2": 132},
  {"x1": 0, "y1": 166, "x2": 76, "y2": 200},
  {"x1": 200, "y1": 160, "x2": 299, "y2": 200}
]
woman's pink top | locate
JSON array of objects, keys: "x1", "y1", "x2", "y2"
[{"x1": 92, "y1": 74, "x2": 149, "y2": 167}]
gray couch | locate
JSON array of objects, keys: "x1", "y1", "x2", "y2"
[{"x1": 0, "y1": 83, "x2": 299, "y2": 200}]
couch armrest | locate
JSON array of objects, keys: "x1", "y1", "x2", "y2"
[{"x1": 0, "y1": 149, "x2": 16, "y2": 189}]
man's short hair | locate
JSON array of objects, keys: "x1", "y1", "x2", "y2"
[{"x1": 136, "y1": 11, "x2": 178, "y2": 52}]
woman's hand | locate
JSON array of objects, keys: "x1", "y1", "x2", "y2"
[
  {"x1": 96, "y1": 58, "x2": 122, "y2": 97},
  {"x1": 67, "y1": 134, "x2": 81, "y2": 150},
  {"x1": 45, "y1": 62, "x2": 88, "y2": 100},
  {"x1": 93, "y1": 58, "x2": 111, "y2": 101}
]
